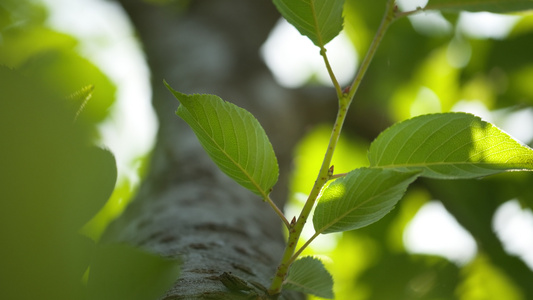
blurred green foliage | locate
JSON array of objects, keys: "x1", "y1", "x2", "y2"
[
  {"x1": 0, "y1": 0, "x2": 116, "y2": 126},
  {"x1": 0, "y1": 64, "x2": 109, "y2": 299},
  {"x1": 0, "y1": 1, "x2": 179, "y2": 299},
  {"x1": 288, "y1": 1, "x2": 533, "y2": 299}
]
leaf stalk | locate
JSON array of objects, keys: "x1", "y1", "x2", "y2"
[
  {"x1": 266, "y1": 195, "x2": 291, "y2": 229},
  {"x1": 320, "y1": 47, "x2": 343, "y2": 100}
]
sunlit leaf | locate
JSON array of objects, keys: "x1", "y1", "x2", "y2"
[
  {"x1": 284, "y1": 256, "x2": 334, "y2": 299},
  {"x1": 424, "y1": 0, "x2": 533, "y2": 13},
  {"x1": 313, "y1": 168, "x2": 420, "y2": 234},
  {"x1": 368, "y1": 113, "x2": 533, "y2": 179},
  {"x1": 165, "y1": 82, "x2": 279, "y2": 198},
  {"x1": 87, "y1": 244, "x2": 181, "y2": 300},
  {"x1": 273, "y1": 0, "x2": 345, "y2": 47}
]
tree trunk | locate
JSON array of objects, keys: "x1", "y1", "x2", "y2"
[{"x1": 103, "y1": 0, "x2": 327, "y2": 298}]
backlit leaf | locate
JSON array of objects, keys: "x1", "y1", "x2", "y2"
[
  {"x1": 368, "y1": 113, "x2": 533, "y2": 179},
  {"x1": 313, "y1": 168, "x2": 420, "y2": 234},
  {"x1": 165, "y1": 82, "x2": 278, "y2": 198},
  {"x1": 284, "y1": 256, "x2": 334, "y2": 299},
  {"x1": 273, "y1": 0, "x2": 345, "y2": 47},
  {"x1": 424, "y1": 0, "x2": 533, "y2": 13}
]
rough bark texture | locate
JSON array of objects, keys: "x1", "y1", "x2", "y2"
[{"x1": 103, "y1": 0, "x2": 333, "y2": 299}]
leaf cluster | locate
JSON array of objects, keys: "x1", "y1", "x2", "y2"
[{"x1": 167, "y1": 0, "x2": 533, "y2": 298}]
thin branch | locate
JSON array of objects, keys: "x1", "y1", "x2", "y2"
[
  {"x1": 320, "y1": 47, "x2": 343, "y2": 101},
  {"x1": 346, "y1": 0, "x2": 397, "y2": 106},
  {"x1": 268, "y1": 98, "x2": 350, "y2": 295},
  {"x1": 330, "y1": 172, "x2": 347, "y2": 180},
  {"x1": 266, "y1": 195, "x2": 290, "y2": 229},
  {"x1": 394, "y1": 6, "x2": 424, "y2": 19}
]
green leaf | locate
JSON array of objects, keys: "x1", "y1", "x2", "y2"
[
  {"x1": 0, "y1": 67, "x2": 115, "y2": 300},
  {"x1": 273, "y1": 0, "x2": 345, "y2": 47},
  {"x1": 424, "y1": 0, "x2": 533, "y2": 13},
  {"x1": 368, "y1": 113, "x2": 533, "y2": 179},
  {"x1": 87, "y1": 244, "x2": 181, "y2": 300},
  {"x1": 64, "y1": 146, "x2": 117, "y2": 230},
  {"x1": 284, "y1": 256, "x2": 334, "y2": 299},
  {"x1": 165, "y1": 82, "x2": 279, "y2": 198},
  {"x1": 313, "y1": 168, "x2": 420, "y2": 234}
]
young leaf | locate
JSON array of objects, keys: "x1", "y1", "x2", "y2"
[
  {"x1": 165, "y1": 82, "x2": 279, "y2": 198},
  {"x1": 424, "y1": 0, "x2": 533, "y2": 13},
  {"x1": 313, "y1": 168, "x2": 420, "y2": 234},
  {"x1": 283, "y1": 256, "x2": 334, "y2": 299},
  {"x1": 273, "y1": 0, "x2": 344, "y2": 47},
  {"x1": 368, "y1": 113, "x2": 533, "y2": 179}
]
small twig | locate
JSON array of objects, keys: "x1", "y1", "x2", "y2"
[
  {"x1": 329, "y1": 172, "x2": 347, "y2": 180},
  {"x1": 320, "y1": 47, "x2": 343, "y2": 101},
  {"x1": 265, "y1": 196, "x2": 290, "y2": 229},
  {"x1": 394, "y1": 6, "x2": 424, "y2": 19},
  {"x1": 345, "y1": 0, "x2": 397, "y2": 106}
]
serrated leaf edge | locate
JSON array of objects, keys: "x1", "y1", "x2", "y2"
[
  {"x1": 314, "y1": 168, "x2": 420, "y2": 234},
  {"x1": 368, "y1": 112, "x2": 533, "y2": 179},
  {"x1": 283, "y1": 256, "x2": 334, "y2": 299},
  {"x1": 165, "y1": 81, "x2": 277, "y2": 198}
]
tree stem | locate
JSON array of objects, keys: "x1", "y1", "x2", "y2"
[
  {"x1": 268, "y1": 100, "x2": 349, "y2": 295},
  {"x1": 268, "y1": 0, "x2": 398, "y2": 296},
  {"x1": 289, "y1": 231, "x2": 320, "y2": 265}
]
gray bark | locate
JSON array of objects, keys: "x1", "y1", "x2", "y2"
[{"x1": 103, "y1": 0, "x2": 333, "y2": 298}]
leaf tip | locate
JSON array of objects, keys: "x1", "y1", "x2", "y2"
[{"x1": 164, "y1": 80, "x2": 189, "y2": 101}]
